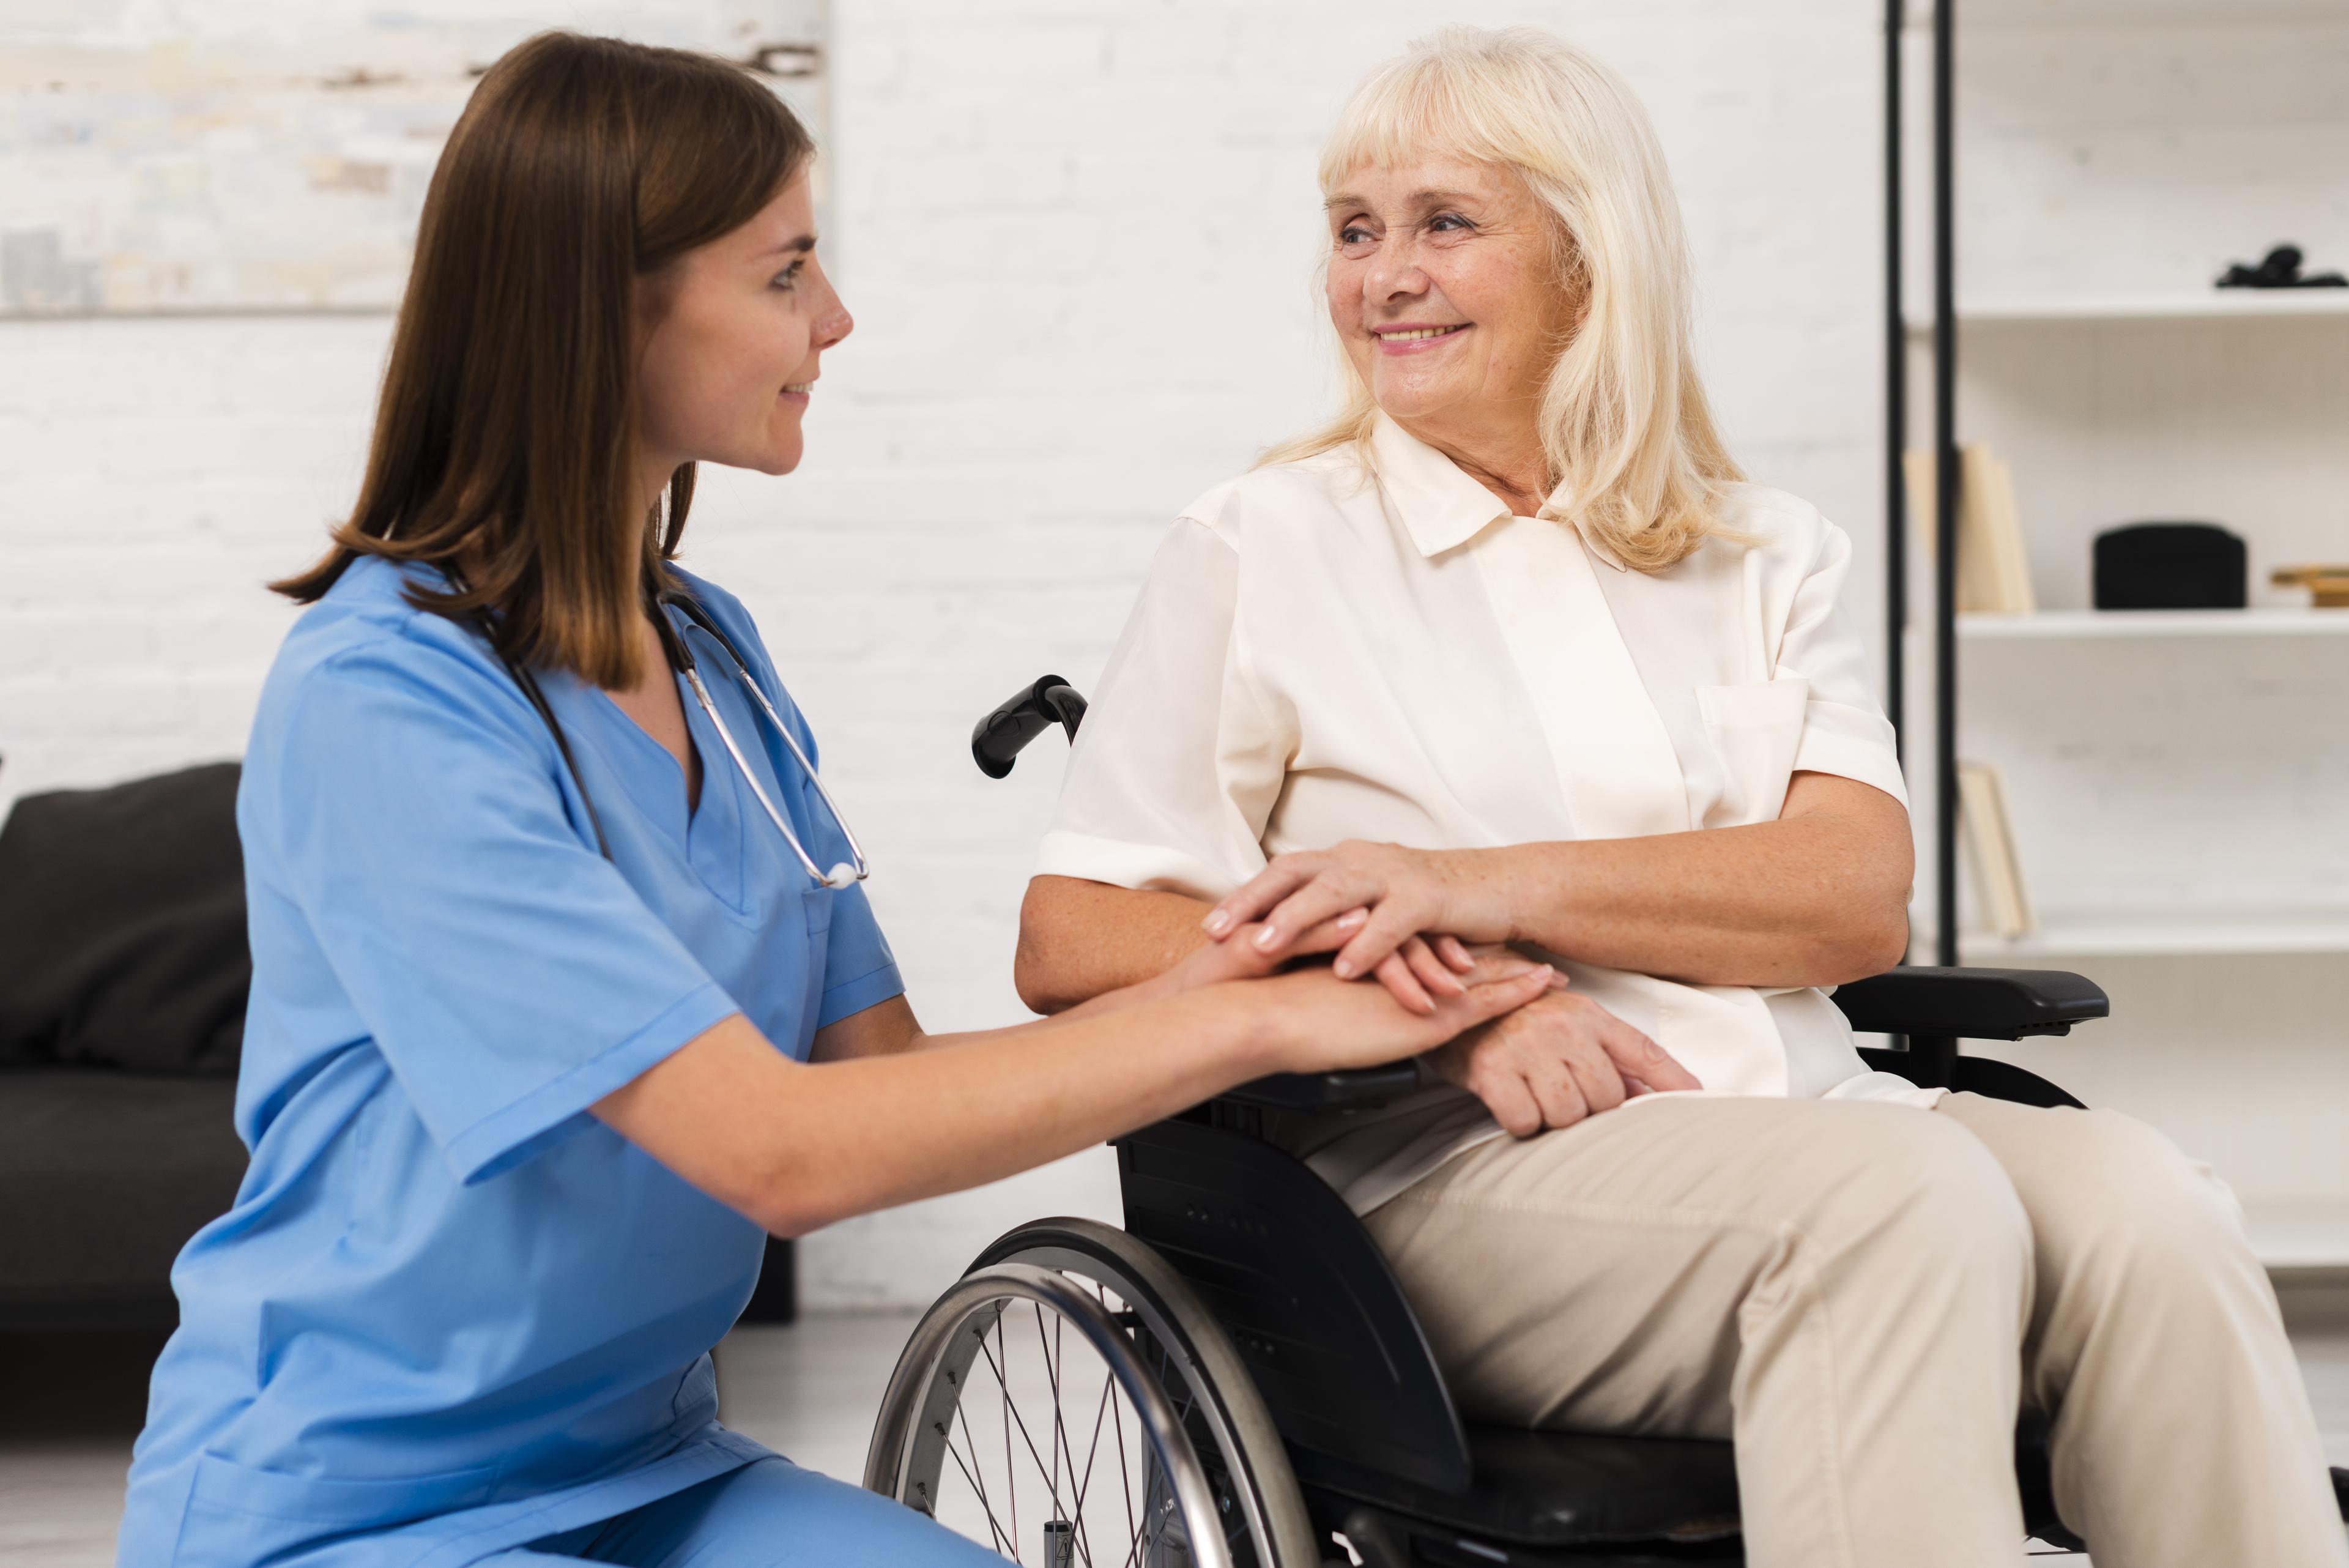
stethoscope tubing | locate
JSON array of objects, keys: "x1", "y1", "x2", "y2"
[{"x1": 486, "y1": 588, "x2": 869, "y2": 890}]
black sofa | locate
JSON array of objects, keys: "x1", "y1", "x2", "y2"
[
  {"x1": 0, "y1": 764, "x2": 251, "y2": 1332},
  {"x1": 0, "y1": 761, "x2": 793, "y2": 1334}
]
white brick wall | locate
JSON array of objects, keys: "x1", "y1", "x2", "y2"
[{"x1": 0, "y1": 1, "x2": 1893, "y2": 1307}]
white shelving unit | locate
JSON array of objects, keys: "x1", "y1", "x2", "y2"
[
  {"x1": 2245, "y1": 1205, "x2": 2349, "y2": 1272},
  {"x1": 1902, "y1": 2, "x2": 2349, "y2": 1265},
  {"x1": 1958, "y1": 911, "x2": 2349, "y2": 960},
  {"x1": 1958, "y1": 608, "x2": 2349, "y2": 639},
  {"x1": 1906, "y1": 291, "x2": 2349, "y2": 331}
]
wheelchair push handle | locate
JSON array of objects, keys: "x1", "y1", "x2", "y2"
[{"x1": 971, "y1": 674, "x2": 1088, "y2": 778}]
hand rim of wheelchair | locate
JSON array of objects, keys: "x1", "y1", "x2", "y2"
[{"x1": 864, "y1": 1219, "x2": 1318, "y2": 1567}]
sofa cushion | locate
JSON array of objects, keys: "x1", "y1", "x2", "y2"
[{"x1": 0, "y1": 762, "x2": 247, "y2": 1075}]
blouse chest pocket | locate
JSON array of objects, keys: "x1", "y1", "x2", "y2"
[{"x1": 1695, "y1": 677, "x2": 1809, "y2": 827}]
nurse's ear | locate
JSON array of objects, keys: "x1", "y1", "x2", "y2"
[{"x1": 632, "y1": 264, "x2": 685, "y2": 356}]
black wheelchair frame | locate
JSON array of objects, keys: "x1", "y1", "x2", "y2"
[{"x1": 861, "y1": 677, "x2": 2347, "y2": 1567}]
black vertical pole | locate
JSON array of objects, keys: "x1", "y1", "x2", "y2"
[
  {"x1": 1885, "y1": 0, "x2": 1907, "y2": 760},
  {"x1": 1932, "y1": 0, "x2": 1961, "y2": 967}
]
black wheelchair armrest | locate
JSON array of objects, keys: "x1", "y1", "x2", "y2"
[
  {"x1": 1205, "y1": 969, "x2": 2110, "y2": 1118},
  {"x1": 1212, "y1": 1063, "x2": 1425, "y2": 1113},
  {"x1": 1832, "y1": 965, "x2": 2109, "y2": 1041}
]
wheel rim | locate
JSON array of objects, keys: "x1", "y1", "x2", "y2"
[
  {"x1": 866, "y1": 1262, "x2": 1234, "y2": 1568},
  {"x1": 974, "y1": 1224, "x2": 1315, "y2": 1568}
]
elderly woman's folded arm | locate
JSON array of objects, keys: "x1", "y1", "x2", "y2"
[
  {"x1": 1015, "y1": 879, "x2": 1217, "y2": 1014},
  {"x1": 1432, "y1": 770, "x2": 1914, "y2": 987},
  {"x1": 1016, "y1": 768, "x2": 1911, "y2": 1016}
]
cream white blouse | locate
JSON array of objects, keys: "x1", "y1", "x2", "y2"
[{"x1": 1038, "y1": 414, "x2": 1934, "y2": 1213}]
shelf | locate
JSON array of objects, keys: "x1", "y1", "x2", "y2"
[
  {"x1": 1957, "y1": 609, "x2": 2349, "y2": 639},
  {"x1": 1952, "y1": 910, "x2": 2349, "y2": 959},
  {"x1": 1901, "y1": 2, "x2": 2349, "y2": 30},
  {"x1": 1904, "y1": 291, "x2": 2349, "y2": 331},
  {"x1": 2243, "y1": 1205, "x2": 2349, "y2": 1271}
]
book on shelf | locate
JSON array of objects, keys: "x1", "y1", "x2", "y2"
[
  {"x1": 1904, "y1": 443, "x2": 2038, "y2": 614},
  {"x1": 1956, "y1": 761, "x2": 2034, "y2": 939}
]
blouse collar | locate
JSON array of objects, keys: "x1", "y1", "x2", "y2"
[{"x1": 1367, "y1": 411, "x2": 1630, "y2": 572}]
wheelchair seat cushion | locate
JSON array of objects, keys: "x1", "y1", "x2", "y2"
[{"x1": 1300, "y1": 1424, "x2": 1740, "y2": 1547}]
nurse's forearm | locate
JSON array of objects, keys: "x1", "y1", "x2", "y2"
[
  {"x1": 599, "y1": 1006, "x2": 1264, "y2": 1236},
  {"x1": 595, "y1": 964, "x2": 1554, "y2": 1237}
]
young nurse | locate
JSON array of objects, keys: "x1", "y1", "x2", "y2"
[{"x1": 114, "y1": 34, "x2": 1559, "y2": 1568}]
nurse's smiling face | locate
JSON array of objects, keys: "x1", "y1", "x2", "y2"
[
  {"x1": 1324, "y1": 160, "x2": 1578, "y2": 498},
  {"x1": 635, "y1": 174, "x2": 850, "y2": 493}
]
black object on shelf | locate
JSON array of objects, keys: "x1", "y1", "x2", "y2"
[
  {"x1": 2093, "y1": 522, "x2": 2248, "y2": 611},
  {"x1": 2216, "y1": 244, "x2": 2347, "y2": 290}
]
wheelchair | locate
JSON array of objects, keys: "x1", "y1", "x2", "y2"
[{"x1": 860, "y1": 676, "x2": 2349, "y2": 1567}]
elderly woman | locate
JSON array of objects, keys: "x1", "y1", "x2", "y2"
[{"x1": 1016, "y1": 27, "x2": 2345, "y2": 1568}]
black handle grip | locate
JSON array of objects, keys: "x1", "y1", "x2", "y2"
[{"x1": 971, "y1": 675, "x2": 1088, "y2": 778}]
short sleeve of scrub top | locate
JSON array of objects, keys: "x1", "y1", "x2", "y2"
[
  {"x1": 116, "y1": 558, "x2": 904, "y2": 1568},
  {"x1": 265, "y1": 639, "x2": 738, "y2": 1181}
]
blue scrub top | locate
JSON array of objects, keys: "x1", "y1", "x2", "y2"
[{"x1": 117, "y1": 555, "x2": 904, "y2": 1568}]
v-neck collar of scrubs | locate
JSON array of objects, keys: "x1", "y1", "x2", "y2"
[
  {"x1": 588, "y1": 675, "x2": 708, "y2": 824},
  {"x1": 568, "y1": 662, "x2": 758, "y2": 916}
]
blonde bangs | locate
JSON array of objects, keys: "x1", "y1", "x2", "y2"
[
  {"x1": 1269, "y1": 28, "x2": 1747, "y2": 574},
  {"x1": 1316, "y1": 41, "x2": 1556, "y2": 197}
]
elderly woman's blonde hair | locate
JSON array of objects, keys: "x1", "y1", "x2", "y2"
[{"x1": 1269, "y1": 27, "x2": 1745, "y2": 573}]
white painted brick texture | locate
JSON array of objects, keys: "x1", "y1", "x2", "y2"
[{"x1": 0, "y1": 1, "x2": 1889, "y2": 1307}]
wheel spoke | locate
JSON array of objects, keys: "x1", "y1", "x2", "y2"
[
  {"x1": 942, "y1": 1421, "x2": 1017, "y2": 1559},
  {"x1": 1107, "y1": 1341, "x2": 1137, "y2": 1556},
  {"x1": 1035, "y1": 1304, "x2": 1066, "y2": 1523},
  {"x1": 1037, "y1": 1301, "x2": 1088, "y2": 1562},
  {"x1": 992, "y1": 1312, "x2": 1018, "y2": 1553},
  {"x1": 1066, "y1": 1365, "x2": 1117, "y2": 1568},
  {"x1": 978, "y1": 1312, "x2": 1078, "y2": 1532}
]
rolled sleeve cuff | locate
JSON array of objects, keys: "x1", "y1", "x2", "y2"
[
  {"x1": 443, "y1": 981, "x2": 742, "y2": 1185},
  {"x1": 817, "y1": 961, "x2": 906, "y2": 1030},
  {"x1": 1792, "y1": 708, "x2": 1910, "y2": 809},
  {"x1": 1033, "y1": 829, "x2": 1243, "y2": 902}
]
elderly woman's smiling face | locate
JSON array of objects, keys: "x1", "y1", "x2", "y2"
[{"x1": 1324, "y1": 158, "x2": 1576, "y2": 480}]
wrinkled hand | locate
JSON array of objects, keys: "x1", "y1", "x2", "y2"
[
  {"x1": 1201, "y1": 842, "x2": 1512, "y2": 1014},
  {"x1": 1166, "y1": 915, "x2": 1553, "y2": 1010},
  {"x1": 1430, "y1": 988, "x2": 1701, "y2": 1137},
  {"x1": 1161, "y1": 908, "x2": 1371, "y2": 994}
]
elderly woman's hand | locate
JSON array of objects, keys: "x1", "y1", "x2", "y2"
[
  {"x1": 1429, "y1": 987, "x2": 1701, "y2": 1137},
  {"x1": 1164, "y1": 908, "x2": 1555, "y2": 1013},
  {"x1": 1162, "y1": 908, "x2": 1371, "y2": 992},
  {"x1": 1201, "y1": 841, "x2": 1514, "y2": 1010}
]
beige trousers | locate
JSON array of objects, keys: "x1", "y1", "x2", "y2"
[{"x1": 1361, "y1": 1091, "x2": 2347, "y2": 1568}]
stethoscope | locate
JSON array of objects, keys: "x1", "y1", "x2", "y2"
[{"x1": 486, "y1": 589, "x2": 869, "y2": 890}]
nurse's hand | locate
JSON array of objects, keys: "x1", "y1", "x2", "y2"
[
  {"x1": 1427, "y1": 988, "x2": 1701, "y2": 1137},
  {"x1": 1256, "y1": 959, "x2": 1564, "y2": 1076},
  {"x1": 1201, "y1": 841, "x2": 1512, "y2": 1008}
]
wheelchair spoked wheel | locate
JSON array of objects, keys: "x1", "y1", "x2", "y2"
[{"x1": 865, "y1": 1217, "x2": 1320, "y2": 1568}]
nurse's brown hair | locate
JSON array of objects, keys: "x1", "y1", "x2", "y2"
[{"x1": 272, "y1": 32, "x2": 814, "y2": 688}]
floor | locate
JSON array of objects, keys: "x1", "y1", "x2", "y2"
[{"x1": 5, "y1": 1313, "x2": 2344, "y2": 1567}]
